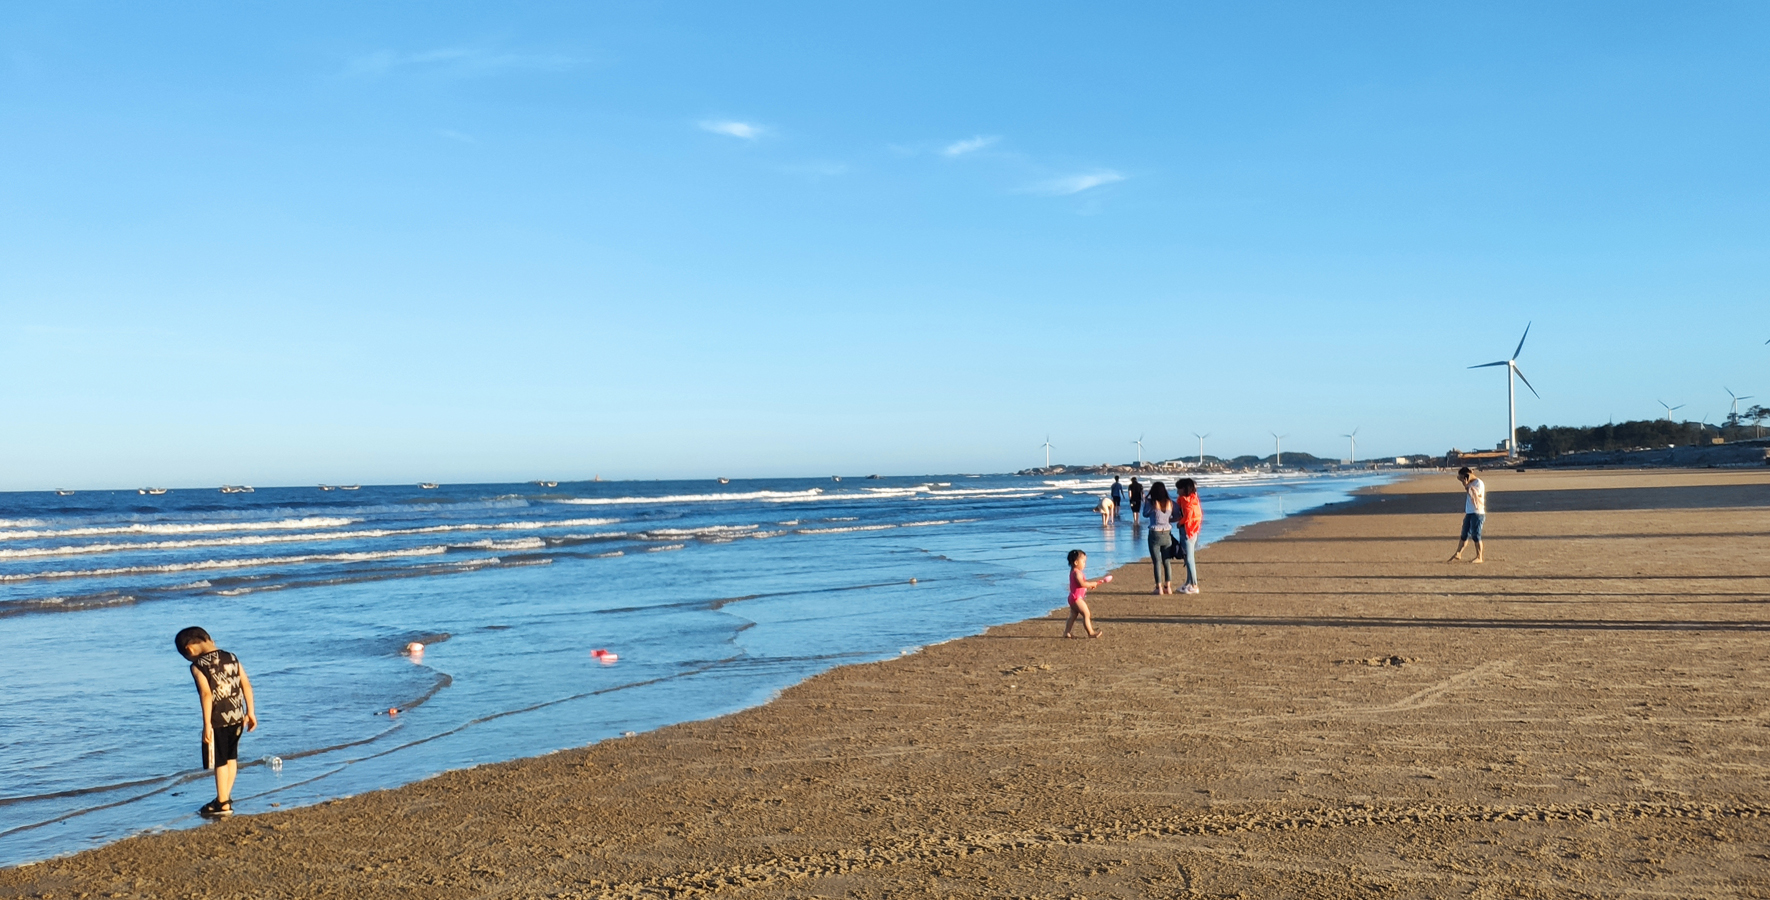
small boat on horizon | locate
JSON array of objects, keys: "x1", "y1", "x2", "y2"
[
  {"x1": 219, "y1": 485, "x2": 254, "y2": 494},
  {"x1": 340, "y1": 485, "x2": 360, "y2": 491},
  {"x1": 138, "y1": 488, "x2": 169, "y2": 496},
  {"x1": 55, "y1": 489, "x2": 75, "y2": 496},
  {"x1": 319, "y1": 485, "x2": 336, "y2": 491},
  {"x1": 831, "y1": 476, "x2": 841, "y2": 482},
  {"x1": 419, "y1": 483, "x2": 440, "y2": 490},
  {"x1": 717, "y1": 477, "x2": 730, "y2": 485},
  {"x1": 533, "y1": 480, "x2": 558, "y2": 488}
]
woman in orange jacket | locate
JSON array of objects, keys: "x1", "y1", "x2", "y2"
[{"x1": 1175, "y1": 478, "x2": 1204, "y2": 594}]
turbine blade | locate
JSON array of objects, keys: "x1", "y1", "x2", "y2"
[
  {"x1": 1512, "y1": 322, "x2": 1531, "y2": 360},
  {"x1": 1468, "y1": 361, "x2": 1509, "y2": 369},
  {"x1": 1512, "y1": 364, "x2": 1541, "y2": 399}
]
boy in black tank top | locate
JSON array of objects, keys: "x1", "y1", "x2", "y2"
[{"x1": 175, "y1": 627, "x2": 258, "y2": 818}]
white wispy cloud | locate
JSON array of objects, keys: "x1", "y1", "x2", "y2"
[
  {"x1": 345, "y1": 47, "x2": 576, "y2": 78},
  {"x1": 1026, "y1": 170, "x2": 1126, "y2": 196},
  {"x1": 437, "y1": 129, "x2": 476, "y2": 144},
  {"x1": 699, "y1": 120, "x2": 764, "y2": 140},
  {"x1": 942, "y1": 135, "x2": 999, "y2": 157}
]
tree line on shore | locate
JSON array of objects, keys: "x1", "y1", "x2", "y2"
[{"x1": 1514, "y1": 410, "x2": 1769, "y2": 459}]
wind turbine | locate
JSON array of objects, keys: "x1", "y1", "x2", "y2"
[
  {"x1": 1271, "y1": 432, "x2": 1288, "y2": 468},
  {"x1": 1468, "y1": 323, "x2": 1539, "y2": 458},
  {"x1": 1658, "y1": 400, "x2": 1684, "y2": 421},
  {"x1": 1342, "y1": 427, "x2": 1359, "y2": 465},
  {"x1": 1726, "y1": 388, "x2": 1754, "y2": 423},
  {"x1": 1193, "y1": 432, "x2": 1209, "y2": 466},
  {"x1": 1041, "y1": 436, "x2": 1053, "y2": 468},
  {"x1": 1132, "y1": 434, "x2": 1145, "y2": 465}
]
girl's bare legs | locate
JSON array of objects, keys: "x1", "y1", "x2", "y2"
[
  {"x1": 1063, "y1": 606, "x2": 1080, "y2": 638},
  {"x1": 1077, "y1": 598, "x2": 1101, "y2": 638}
]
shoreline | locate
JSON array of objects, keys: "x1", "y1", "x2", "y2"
[{"x1": 5, "y1": 468, "x2": 1768, "y2": 897}]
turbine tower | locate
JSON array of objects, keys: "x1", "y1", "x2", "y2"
[
  {"x1": 1468, "y1": 323, "x2": 1539, "y2": 459},
  {"x1": 1726, "y1": 388, "x2": 1754, "y2": 423},
  {"x1": 1193, "y1": 432, "x2": 1209, "y2": 466},
  {"x1": 1343, "y1": 427, "x2": 1359, "y2": 465},
  {"x1": 1271, "y1": 432, "x2": 1288, "y2": 468},
  {"x1": 1132, "y1": 434, "x2": 1145, "y2": 465},
  {"x1": 1658, "y1": 400, "x2": 1684, "y2": 421},
  {"x1": 1041, "y1": 436, "x2": 1053, "y2": 468}
]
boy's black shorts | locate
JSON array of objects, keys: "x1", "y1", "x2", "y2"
[{"x1": 203, "y1": 724, "x2": 244, "y2": 770}]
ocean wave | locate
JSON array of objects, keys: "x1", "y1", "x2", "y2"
[
  {"x1": 0, "y1": 516, "x2": 358, "y2": 542},
  {"x1": 0, "y1": 547, "x2": 450, "y2": 583},
  {"x1": 448, "y1": 538, "x2": 546, "y2": 551},
  {"x1": 646, "y1": 544, "x2": 686, "y2": 552},
  {"x1": 555, "y1": 489, "x2": 825, "y2": 506},
  {"x1": 0, "y1": 517, "x2": 624, "y2": 560},
  {"x1": 794, "y1": 524, "x2": 897, "y2": 534}
]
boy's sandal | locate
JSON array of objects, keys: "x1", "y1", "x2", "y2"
[{"x1": 198, "y1": 800, "x2": 234, "y2": 819}]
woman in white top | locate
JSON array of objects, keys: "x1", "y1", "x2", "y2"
[{"x1": 1143, "y1": 481, "x2": 1176, "y2": 594}]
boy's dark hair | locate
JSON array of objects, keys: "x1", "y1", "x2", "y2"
[
  {"x1": 1176, "y1": 478, "x2": 1197, "y2": 497},
  {"x1": 1457, "y1": 467, "x2": 1473, "y2": 478},
  {"x1": 1066, "y1": 549, "x2": 1084, "y2": 566},
  {"x1": 174, "y1": 626, "x2": 212, "y2": 659}
]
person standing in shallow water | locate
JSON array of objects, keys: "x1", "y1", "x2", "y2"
[
  {"x1": 175, "y1": 626, "x2": 258, "y2": 819},
  {"x1": 1109, "y1": 476, "x2": 1124, "y2": 520},
  {"x1": 1447, "y1": 466, "x2": 1487, "y2": 563},
  {"x1": 1143, "y1": 481, "x2": 1176, "y2": 594},
  {"x1": 1128, "y1": 477, "x2": 1144, "y2": 526}
]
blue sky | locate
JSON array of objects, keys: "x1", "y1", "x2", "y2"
[{"x1": 3, "y1": 2, "x2": 1767, "y2": 489}]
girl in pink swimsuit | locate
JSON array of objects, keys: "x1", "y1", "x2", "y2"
[{"x1": 1064, "y1": 549, "x2": 1108, "y2": 639}]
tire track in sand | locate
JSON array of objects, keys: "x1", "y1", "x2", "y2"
[{"x1": 549, "y1": 798, "x2": 1769, "y2": 899}]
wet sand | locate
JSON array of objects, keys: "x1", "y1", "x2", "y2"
[{"x1": 5, "y1": 468, "x2": 1769, "y2": 899}]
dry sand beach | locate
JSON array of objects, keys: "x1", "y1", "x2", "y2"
[{"x1": 5, "y1": 468, "x2": 1768, "y2": 899}]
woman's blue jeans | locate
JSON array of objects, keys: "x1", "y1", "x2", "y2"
[
  {"x1": 1148, "y1": 529, "x2": 1173, "y2": 584},
  {"x1": 1177, "y1": 534, "x2": 1198, "y2": 586}
]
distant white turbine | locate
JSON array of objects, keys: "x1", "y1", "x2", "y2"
[
  {"x1": 1726, "y1": 388, "x2": 1754, "y2": 421},
  {"x1": 1132, "y1": 434, "x2": 1145, "y2": 465},
  {"x1": 1468, "y1": 323, "x2": 1539, "y2": 459},
  {"x1": 1271, "y1": 432, "x2": 1289, "y2": 468},
  {"x1": 1342, "y1": 427, "x2": 1360, "y2": 465},
  {"x1": 1658, "y1": 400, "x2": 1685, "y2": 421},
  {"x1": 1042, "y1": 436, "x2": 1054, "y2": 468},
  {"x1": 1193, "y1": 432, "x2": 1210, "y2": 466}
]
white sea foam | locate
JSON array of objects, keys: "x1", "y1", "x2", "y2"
[
  {"x1": 0, "y1": 547, "x2": 450, "y2": 583},
  {"x1": 794, "y1": 524, "x2": 897, "y2": 534},
  {"x1": 646, "y1": 544, "x2": 686, "y2": 552},
  {"x1": 639, "y1": 525, "x2": 761, "y2": 538},
  {"x1": 0, "y1": 517, "x2": 624, "y2": 559},
  {"x1": 0, "y1": 517, "x2": 358, "y2": 542},
  {"x1": 0, "y1": 518, "x2": 46, "y2": 528},
  {"x1": 557, "y1": 489, "x2": 825, "y2": 506},
  {"x1": 449, "y1": 538, "x2": 546, "y2": 551}
]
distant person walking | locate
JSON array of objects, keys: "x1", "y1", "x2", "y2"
[
  {"x1": 1128, "y1": 477, "x2": 1144, "y2": 525},
  {"x1": 1174, "y1": 478, "x2": 1204, "y2": 593},
  {"x1": 1143, "y1": 481, "x2": 1176, "y2": 594},
  {"x1": 1109, "y1": 476, "x2": 1125, "y2": 520},
  {"x1": 1447, "y1": 467, "x2": 1487, "y2": 564}
]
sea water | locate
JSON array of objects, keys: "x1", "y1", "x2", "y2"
[{"x1": 0, "y1": 472, "x2": 1390, "y2": 865}]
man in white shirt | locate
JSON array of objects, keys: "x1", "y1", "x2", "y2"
[{"x1": 1447, "y1": 466, "x2": 1487, "y2": 563}]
